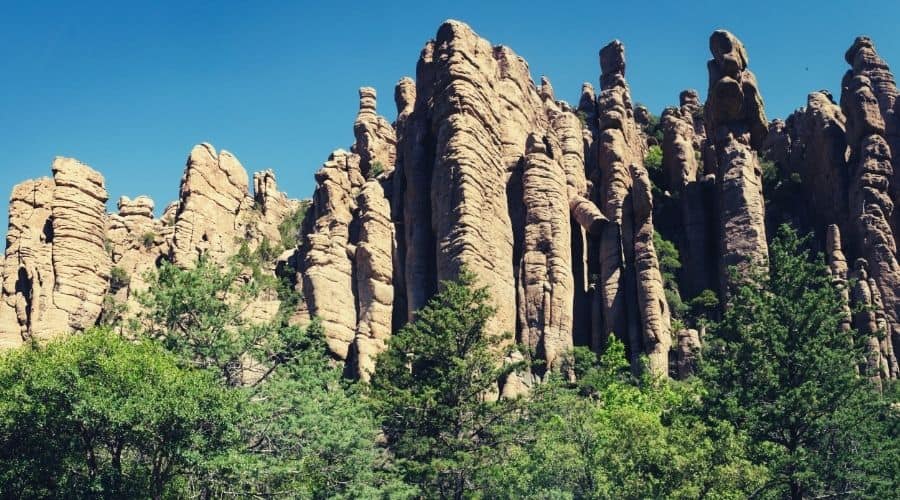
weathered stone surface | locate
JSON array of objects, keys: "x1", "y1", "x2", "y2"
[
  {"x1": 705, "y1": 30, "x2": 769, "y2": 296},
  {"x1": 105, "y1": 196, "x2": 169, "y2": 326},
  {"x1": 673, "y1": 328, "x2": 701, "y2": 379},
  {"x1": 353, "y1": 87, "x2": 397, "y2": 177},
  {"x1": 591, "y1": 39, "x2": 671, "y2": 377},
  {"x1": 298, "y1": 150, "x2": 364, "y2": 360},
  {"x1": 841, "y1": 70, "x2": 900, "y2": 371},
  {"x1": 518, "y1": 133, "x2": 574, "y2": 377},
  {"x1": 0, "y1": 158, "x2": 110, "y2": 345},
  {"x1": 172, "y1": 144, "x2": 254, "y2": 267},
  {"x1": 353, "y1": 178, "x2": 395, "y2": 380}
]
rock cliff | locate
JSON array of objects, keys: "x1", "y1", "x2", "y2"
[{"x1": 3, "y1": 21, "x2": 900, "y2": 385}]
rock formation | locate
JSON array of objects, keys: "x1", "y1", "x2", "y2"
[
  {"x1": 0, "y1": 158, "x2": 110, "y2": 346},
  {"x1": 705, "y1": 30, "x2": 769, "y2": 296},
  {"x1": 588, "y1": 40, "x2": 671, "y2": 376},
  {"x1": 841, "y1": 69, "x2": 900, "y2": 366},
  {"x1": 7, "y1": 21, "x2": 900, "y2": 389}
]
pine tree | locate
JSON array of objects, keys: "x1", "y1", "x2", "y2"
[
  {"x1": 371, "y1": 270, "x2": 524, "y2": 498},
  {"x1": 700, "y1": 225, "x2": 899, "y2": 499}
]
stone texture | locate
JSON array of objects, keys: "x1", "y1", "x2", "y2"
[
  {"x1": 518, "y1": 133, "x2": 574, "y2": 378},
  {"x1": 353, "y1": 178, "x2": 395, "y2": 380},
  {"x1": 0, "y1": 158, "x2": 110, "y2": 345},
  {"x1": 172, "y1": 144, "x2": 254, "y2": 267},
  {"x1": 841, "y1": 72, "x2": 900, "y2": 366},
  {"x1": 673, "y1": 328, "x2": 701, "y2": 379},
  {"x1": 353, "y1": 87, "x2": 397, "y2": 177},
  {"x1": 705, "y1": 30, "x2": 769, "y2": 296},
  {"x1": 591, "y1": 39, "x2": 671, "y2": 377},
  {"x1": 298, "y1": 150, "x2": 364, "y2": 360}
]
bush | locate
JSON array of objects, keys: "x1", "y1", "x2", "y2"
[
  {"x1": 369, "y1": 161, "x2": 385, "y2": 179},
  {"x1": 109, "y1": 265, "x2": 131, "y2": 291},
  {"x1": 0, "y1": 329, "x2": 243, "y2": 498},
  {"x1": 141, "y1": 231, "x2": 157, "y2": 249},
  {"x1": 278, "y1": 203, "x2": 308, "y2": 250}
]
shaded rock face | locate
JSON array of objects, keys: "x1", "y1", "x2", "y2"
[
  {"x1": 705, "y1": 30, "x2": 769, "y2": 296},
  {"x1": 840, "y1": 71, "x2": 900, "y2": 366},
  {"x1": 844, "y1": 37, "x2": 900, "y2": 247},
  {"x1": 0, "y1": 158, "x2": 110, "y2": 346},
  {"x1": 106, "y1": 196, "x2": 169, "y2": 322}
]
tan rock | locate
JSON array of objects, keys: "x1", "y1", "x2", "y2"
[
  {"x1": 353, "y1": 179, "x2": 395, "y2": 380},
  {"x1": 353, "y1": 87, "x2": 397, "y2": 177},
  {"x1": 0, "y1": 158, "x2": 110, "y2": 344}
]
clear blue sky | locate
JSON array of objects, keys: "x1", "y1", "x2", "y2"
[{"x1": 2, "y1": 1, "x2": 899, "y2": 232}]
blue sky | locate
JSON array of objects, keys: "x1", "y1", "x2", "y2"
[{"x1": 2, "y1": 1, "x2": 899, "y2": 231}]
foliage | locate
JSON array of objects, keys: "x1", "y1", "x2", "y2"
[
  {"x1": 700, "y1": 225, "x2": 900, "y2": 499},
  {"x1": 654, "y1": 230, "x2": 688, "y2": 319},
  {"x1": 278, "y1": 202, "x2": 308, "y2": 250},
  {"x1": 0, "y1": 329, "x2": 243, "y2": 498},
  {"x1": 369, "y1": 161, "x2": 386, "y2": 179},
  {"x1": 574, "y1": 110, "x2": 588, "y2": 128},
  {"x1": 688, "y1": 288, "x2": 719, "y2": 320},
  {"x1": 109, "y1": 265, "x2": 131, "y2": 291},
  {"x1": 371, "y1": 269, "x2": 524, "y2": 498},
  {"x1": 141, "y1": 231, "x2": 157, "y2": 249},
  {"x1": 481, "y1": 338, "x2": 767, "y2": 498}
]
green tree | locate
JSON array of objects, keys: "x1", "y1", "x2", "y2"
[
  {"x1": 371, "y1": 270, "x2": 524, "y2": 498},
  {"x1": 134, "y1": 254, "x2": 407, "y2": 497},
  {"x1": 700, "y1": 225, "x2": 900, "y2": 499},
  {"x1": 481, "y1": 339, "x2": 766, "y2": 499},
  {"x1": 200, "y1": 320, "x2": 413, "y2": 498},
  {"x1": 134, "y1": 255, "x2": 296, "y2": 386},
  {"x1": 0, "y1": 329, "x2": 243, "y2": 499}
]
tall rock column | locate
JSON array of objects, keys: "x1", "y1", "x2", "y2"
[
  {"x1": 841, "y1": 71, "x2": 900, "y2": 365},
  {"x1": 353, "y1": 87, "x2": 397, "y2": 177},
  {"x1": 844, "y1": 37, "x2": 900, "y2": 247},
  {"x1": 0, "y1": 158, "x2": 110, "y2": 345},
  {"x1": 592, "y1": 40, "x2": 671, "y2": 377},
  {"x1": 705, "y1": 30, "x2": 769, "y2": 296},
  {"x1": 352, "y1": 178, "x2": 396, "y2": 380},
  {"x1": 299, "y1": 150, "x2": 365, "y2": 360},
  {"x1": 518, "y1": 133, "x2": 574, "y2": 377}
]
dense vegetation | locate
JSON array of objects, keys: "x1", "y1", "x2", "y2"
[{"x1": 0, "y1": 227, "x2": 897, "y2": 498}]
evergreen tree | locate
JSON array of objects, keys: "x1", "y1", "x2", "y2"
[
  {"x1": 371, "y1": 270, "x2": 524, "y2": 498},
  {"x1": 700, "y1": 225, "x2": 900, "y2": 499}
]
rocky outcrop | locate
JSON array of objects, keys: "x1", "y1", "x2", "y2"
[
  {"x1": 673, "y1": 328, "x2": 701, "y2": 379},
  {"x1": 298, "y1": 150, "x2": 365, "y2": 360},
  {"x1": 353, "y1": 179, "x2": 395, "y2": 380},
  {"x1": 844, "y1": 38, "x2": 900, "y2": 247},
  {"x1": 353, "y1": 87, "x2": 397, "y2": 177},
  {"x1": 172, "y1": 144, "x2": 254, "y2": 267},
  {"x1": 705, "y1": 30, "x2": 769, "y2": 295},
  {"x1": 0, "y1": 158, "x2": 110, "y2": 345},
  {"x1": 590, "y1": 40, "x2": 671, "y2": 377},
  {"x1": 518, "y1": 133, "x2": 574, "y2": 377},
  {"x1": 841, "y1": 70, "x2": 900, "y2": 366},
  {"x1": 106, "y1": 196, "x2": 168, "y2": 323}
]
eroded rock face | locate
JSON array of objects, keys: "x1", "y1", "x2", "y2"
[
  {"x1": 353, "y1": 87, "x2": 398, "y2": 177},
  {"x1": 298, "y1": 150, "x2": 364, "y2": 360},
  {"x1": 172, "y1": 144, "x2": 254, "y2": 267},
  {"x1": 518, "y1": 133, "x2": 574, "y2": 377},
  {"x1": 106, "y1": 196, "x2": 168, "y2": 323},
  {"x1": 845, "y1": 37, "x2": 900, "y2": 247},
  {"x1": 353, "y1": 178, "x2": 395, "y2": 380},
  {"x1": 840, "y1": 71, "x2": 900, "y2": 366},
  {"x1": 705, "y1": 30, "x2": 769, "y2": 296},
  {"x1": 0, "y1": 158, "x2": 110, "y2": 345},
  {"x1": 591, "y1": 40, "x2": 671, "y2": 377}
]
